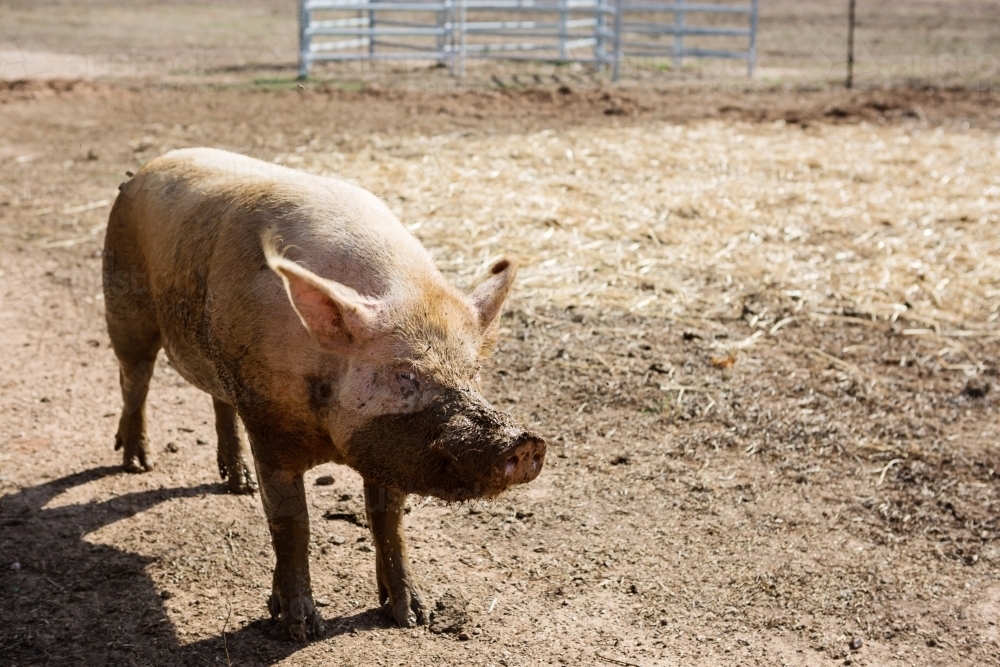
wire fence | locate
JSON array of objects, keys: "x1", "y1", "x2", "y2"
[{"x1": 298, "y1": 0, "x2": 758, "y2": 80}]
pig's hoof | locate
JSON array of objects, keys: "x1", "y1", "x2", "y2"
[
  {"x1": 269, "y1": 594, "x2": 323, "y2": 641},
  {"x1": 390, "y1": 589, "x2": 429, "y2": 628},
  {"x1": 122, "y1": 454, "x2": 154, "y2": 473},
  {"x1": 227, "y1": 477, "x2": 257, "y2": 494},
  {"x1": 117, "y1": 435, "x2": 153, "y2": 472},
  {"x1": 225, "y1": 469, "x2": 257, "y2": 495},
  {"x1": 285, "y1": 597, "x2": 324, "y2": 642},
  {"x1": 219, "y1": 459, "x2": 257, "y2": 494}
]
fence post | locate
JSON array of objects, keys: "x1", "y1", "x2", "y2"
[
  {"x1": 595, "y1": 0, "x2": 606, "y2": 70},
  {"x1": 437, "y1": 0, "x2": 446, "y2": 64},
  {"x1": 459, "y1": 0, "x2": 467, "y2": 77},
  {"x1": 558, "y1": 0, "x2": 568, "y2": 60},
  {"x1": 673, "y1": 0, "x2": 684, "y2": 71},
  {"x1": 611, "y1": 0, "x2": 622, "y2": 80},
  {"x1": 298, "y1": 0, "x2": 311, "y2": 79},
  {"x1": 369, "y1": 4, "x2": 377, "y2": 57},
  {"x1": 846, "y1": 0, "x2": 856, "y2": 88},
  {"x1": 747, "y1": 0, "x2": 758, "y2": 77},
  {"x1": 446, "y1": 0, "x2": 454, "y2": 74}
]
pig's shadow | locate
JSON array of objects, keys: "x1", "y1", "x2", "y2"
[{"x1": 0, "y1": 467, "x2": 393, "y2": 665}]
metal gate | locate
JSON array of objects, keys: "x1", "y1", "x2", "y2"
[{"x1": 298, "y1": 0, "x2": 758, "y2": 80}]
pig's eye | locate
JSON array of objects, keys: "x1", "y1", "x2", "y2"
[{"x1": 396, "y1": 371, "x2": 419, "y2": 399}]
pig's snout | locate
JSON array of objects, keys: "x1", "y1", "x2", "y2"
[
  {"x1": 502, "y1": 435, "x2": 546, "y2": 486},
  {"x1": 345, "y1": 391, "x2": 547, "y2": 500}
]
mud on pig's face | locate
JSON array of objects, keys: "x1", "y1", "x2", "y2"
[
  {"x1": 343, "y1": 386, "x2": 545, "y2": 500},
  {"x1": 264, "y1": 238, "x2": 545, "y2": 498}
]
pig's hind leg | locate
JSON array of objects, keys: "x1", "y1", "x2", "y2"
[
  {"x1": 108, "y1": 326, "x2": 160, "y2": 473},
  {"x1": 212, "y1": 398, "x2": 257, "y2": 494},
  {"x1": 364, "y1": 482, "x2": 429, "y2": 628}
]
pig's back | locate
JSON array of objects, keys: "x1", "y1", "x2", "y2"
[
  {"x1": 133, "y1": 147, "x2": 435, "y2": 293},
  {"x1": 108, "y1": 147, "x2": 437, "y2": 405}
]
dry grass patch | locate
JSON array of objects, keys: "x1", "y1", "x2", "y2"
[{"x1": 275, "y1": 121, "x2": 1000, "y2": 335}]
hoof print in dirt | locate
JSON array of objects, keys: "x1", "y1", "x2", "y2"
[
  {"x1": 429, "y1": 588, "x2": 471, "y2": 635},
  {"x1": 963, "y1": 377, "x2": 991, "y2": 398}
]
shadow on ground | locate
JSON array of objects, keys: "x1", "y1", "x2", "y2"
[{"x1": 0, "y1": 467, "x2": 391, "y2": 666}]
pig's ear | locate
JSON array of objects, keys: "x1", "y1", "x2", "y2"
[
  {"x1": 263, "y1": 235, "x2": 379, "y2": 354},
  {"x1": 468, "y1": 257, "x2": 517, "y2": 336}
]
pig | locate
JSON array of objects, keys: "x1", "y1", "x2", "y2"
[{"x1": 102, "y1": 147, "x2": 545, "y2": 640}]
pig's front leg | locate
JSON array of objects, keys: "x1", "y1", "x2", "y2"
[
  {"x1": 363, "y1": 482, "x2": 428, "y2": 627},
  {"x1": 256, "y1": 463, "x2": 323, "y2": 641}
]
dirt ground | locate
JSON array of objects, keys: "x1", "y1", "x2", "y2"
[
  {"x1": 1, "y1": 80, "x2": 998, "y2": 667},
  {"x1": 2, "y1": 4, "x2": 1000, "y2": 667}
]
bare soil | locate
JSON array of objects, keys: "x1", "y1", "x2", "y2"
[{"x1": 1, "y1": 6, "x2": 999, "y2": 665}]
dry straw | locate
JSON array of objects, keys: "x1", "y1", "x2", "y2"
[{"x1": 275, "y1": 120, "x2": 1000, "y2": 329}]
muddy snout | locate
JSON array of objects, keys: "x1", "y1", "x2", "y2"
[{"x1": 502, "y1": 434, "x2": 546, "y2": 486}]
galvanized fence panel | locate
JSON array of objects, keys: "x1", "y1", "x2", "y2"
[
  {"x1": 298, "y1": 0, "x2": 757, "y2": 79},
  {"x1": 609, "y1": 0, "x2": 758, "y2": 78},
  {"x1": 300, "y1": 0, "x2": 456, "y2": 77}
]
